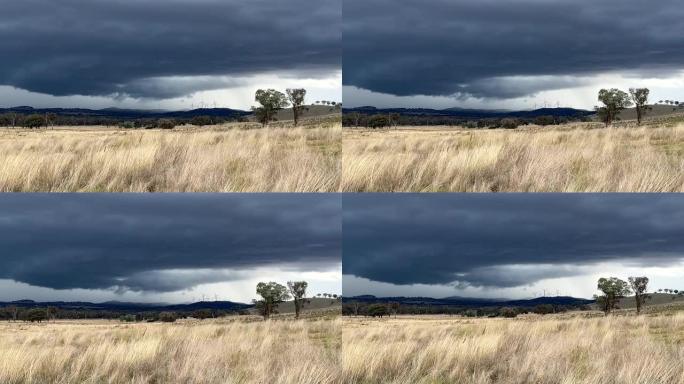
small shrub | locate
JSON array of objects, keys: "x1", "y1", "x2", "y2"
[
  {"x1": 191, "y1": 116, "x2": 213, "y2": 127},
  {"x1": 23, "y1": 115, "x2": 44, "y2": 129},
  {"x1": 533, "y1": 304, "x2": 555, "y2": 315},
  {"x1": 159, "y1": 312, "x2": 177, "y2": 323},
  {"x1": 118, "y1": 314, "x2": 137, "y2": 322},
  {"x1": 500, "y1": 118, "x2": 519, "y2": 129},
  {"x1": 499, "y1": 307, "x2": 518, "y2": 318},
  {"x1": 157, "y1": 119, "x2": 176, "y2": 129},
  {"x1": 25, "y1": 308, "x2": 47, "y2": 322},
  {"x1": 463, "y1": 309, "x2": 478, "y2": 317},
  {"x1": 367, "y1": 115, "x2": 389, "y2": 129},
  {"x1": 366, "y1": 304, "x2": 388, "y2": 318}
]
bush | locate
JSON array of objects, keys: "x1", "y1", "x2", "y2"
[
  {"x1": 159, "y1": 312, "x2": 177, "y2": 322},
  {"x1": 533, "y1": 304, "x2": 555, "y2": 315},
  {"x1": 191, "y1": 116, "x2": 213, "y2": 127},
  {"x1": 23, "y1": 114, "x2": 44, "y2": 129},
  {"x1": 500, "y1": 118, "x2": 519, "y2": 129},
  {"x1": 366, "y1": 304, "x2": 388, "y2": 318},
  {"x1": 367, "y1": 115, "x2": 389, "y2": 129},
  {"x1": 463, "y1": 309, "x2": 478, "y2": 317},
  {"x1": 25, "y1": 308, "x2": 47, "y2": 322},
  {"x1": 119, "y1": 314, "x2": 137, "y2": 322},
  {"x1": 192, "y1": 309, "x2": 213, "y2": 320},
  {"x1": 118, "y1": 121, "x2": 135, "y2": 129},
  {"x1": 157, "y1": 119, "x2": 176, "y2": 129},
  {"x1": 534, "y1": 115, "x2": 556, "y2": 126},
  {"x1": 499, "y1": 307, "x2": 518, "y2": 318}
]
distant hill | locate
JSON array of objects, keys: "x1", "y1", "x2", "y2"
[
  {"x1": 344, "y1": 295, "x2": 594, "y2": 308},
  {"x1": 0, "y1": 299, "x2": 251, "y2": 312},
  {"x1": 0, "y1": 105, "x2": 341, "y2": 124},
  {"x1": 248, "y1": 297, "x2": 341, "y2": 315},
  {"x1": 600, "y1": 293, "x2": 684, "y2": 310},
  {"x1": 269, "y1": 104, "x2": 341, "y2": 122},
  {"x1": 616, "y1": 104, "x2": 684, "y2": 121},
  {"x1": 343, "y1": 106, "x2": 593, "y2": 119},
  {"x1": 0, "y1": 106, "x2": 250, "y2": 120}
]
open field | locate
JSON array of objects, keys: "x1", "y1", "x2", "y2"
[
  {"x1": 0, "y1": 117, "x2": 340, "y2": 192},
  {"x1": 342, "y1": 117, "x2": 684, "y2": 192},
  {"x1": 0, "y1": 315, "x2": 341, "y2": 384},
  {"x1": 343, "y1": 311, "x2": 684, "y2": 384}
]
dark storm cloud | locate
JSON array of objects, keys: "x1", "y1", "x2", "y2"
[
  {"x1": 343, "y1": 194, "x2": 684, "y2": 288},
  {"x1": 343, "y1": 0, "x2": 684, "y2": 99},
  {"x1": 0, "y1": 0, "x2": 340, "y2": 99},
  {"x1": 0, "y1": 194, "x2": 340, "y2": 292}
]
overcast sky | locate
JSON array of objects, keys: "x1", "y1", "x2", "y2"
[
  {"x1": 343, "y1": 0, "x2": 684, "y2": 110},
  {"x1": 0, "y1": 0, "x2": 341, "y2": 110},
  {"x1": 343, "y1": 194, "x2": 684, "y2": 299},
  {"x1": 0, "y1": 194, "x2": 341, "y2": 304}
]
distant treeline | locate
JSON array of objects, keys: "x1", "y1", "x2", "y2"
[
  {"x1": 0, "y1": 305, "x2": 248, "y2": 323},
  {"x1": 344, "y1": 88, "x2": 684, "y2": 128},
  {"x1": 342, "y1": 301, "x2": 590, "y2": 318},
  {"x1": 342, "y1": 112, "x2": 591, "y2": 129},
  {"x1": 0, "y1": 112, "x2": 246, "y2": 129}
]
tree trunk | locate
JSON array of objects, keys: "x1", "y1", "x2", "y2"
[{"x1": 294, "y1": 298, "x2": 300, "y2": 319}]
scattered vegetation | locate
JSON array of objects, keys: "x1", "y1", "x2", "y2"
[
  {"x1": 342, "y1": 312, "x2": 684, "y2": 384},
  {"x1": 0, "y1": 316, "x2": 341, "y2": 384},
  {"x1": 342, "y1": 119, "x2": 684, "y2": 192},
  {"x1": 0, "y1": 117, "x2": 341, "y2": 192},
  {"x1": 253, "y1": 89, "x2": 290, "y2": 126}
]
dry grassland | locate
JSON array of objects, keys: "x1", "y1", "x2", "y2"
[
  {"x1": 0, "y1": 316, "x2": 341, "y2": 384},
  {"x1": 342, "y1": 312, "x2": 684, "y2": 384},
  {"x1": 342, "y1": 120, "x2": 684, "y2": 192},
  {"x1": 0, "y1": 118, "x2": 340, "y2": 192}
]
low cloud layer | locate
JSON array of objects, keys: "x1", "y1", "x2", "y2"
[
  {"x1": 0, "y1": 0, "x2": 340, "y2": 100},
  {"x1": 343, "y1": 194, "x2": 684, "y2": 289},
  {"x1": 343, "y1": 0, "x2": 684, "y2": 101},
  {"x1": 0, "y1": 194, "x2": 340, "y2": 293}
]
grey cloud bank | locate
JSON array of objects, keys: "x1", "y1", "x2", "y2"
[
  {"x1": 343, "y1": 194, "x2": 684, "y2": 289},
  {"x1": 343, "y1": 0, "x2": 684, "y2": 100},
  {"x1": 0, "y1": 0, "x2": 341, "y2": 100},
  {"x1": 0, "y1": 194, "x2": 341, "y2": 293}
]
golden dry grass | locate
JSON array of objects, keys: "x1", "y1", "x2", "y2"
[
  {"x1": 0, "y1": 317, "x2": 341, "y2": 384},
  {"x1": 343, "y1": 313, "x2": 684, "y2": 384},
  {"x1": 342, "y1": 123, "x2": 684, "y2": 192},
  {"x1": 0, "y1": 119, "x2": 340, "y2": 192}
]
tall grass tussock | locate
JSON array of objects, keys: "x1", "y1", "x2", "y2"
[
  {"x1": 0, "y1": 118, "x2": 340, "y2": 192},
  {"x1": 343, "y1": 313, "x2": 684, "y2": 384},
  {"x1": 343, "y1": 121, "x2": 684, "y2": 192},
  {"x1": 0, "y1": 317, "x2": 341, "y2": 384}
]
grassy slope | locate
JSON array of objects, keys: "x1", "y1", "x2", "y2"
[
  {"x1": 0, "y1": 317, "x2": 341, "y2": 384},
  {"x1": 615, "y1": 104, "x2": 684, "y2": 121},
  {"x1": 612, "y1": 293, "x2": 684, "y2": 310},
  {"x1": 343, "y1": 313, "x2": 684, "y2": 383},
  {"x1": 245, "y1": 105, "x2": 341, "y2": 123},
  {"x1": 342, "y1": 114, "x2": 684, "y2": 192},
  {"x1": 0, "y1": 117, "x2": 341, "y2": 192},
  {"x1": 248, "y1": 298, "x2": 342, "y2": 317}
]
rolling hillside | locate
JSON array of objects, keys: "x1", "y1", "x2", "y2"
[
  {"x1": 344, "y1": 295, "x2": 594, "y2": 308},
  {"x1": 249, "y1": 297, "x2": 341, "y2": 315},
  {"x1": 0, "y1": 299, "x2": 251, "y2": 312},
  {"x1": 343, "y1": 106, "x2": 593, "y2": 119},
  {"x1": 270, "y1": 104, "x2": 341, "y2": 122},
  {"x1": 0, "y1": 106, "x2": 250, "y2": 120},
  {"x1": 605, "y1": 293, "x2": 684, "y2": 310},
  {"x1": 615, "y1": 104, "x2": 684, "y2": 120}
]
